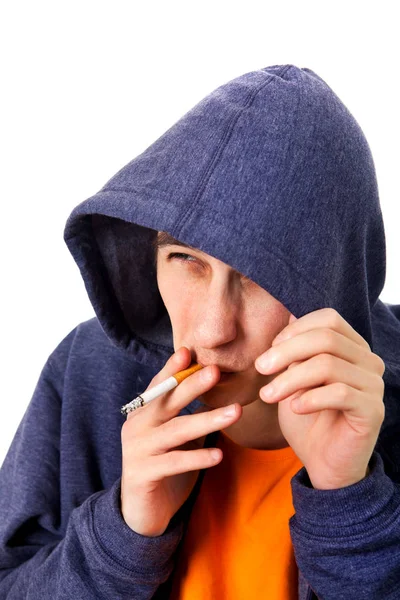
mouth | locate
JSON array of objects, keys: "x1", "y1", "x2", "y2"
[{"x1": 191, "y1": 354, "x2": 239, "y2": 380}]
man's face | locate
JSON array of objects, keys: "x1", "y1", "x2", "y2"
[{"x1": 155, "y1": 232, "x2": 290, "y2": 409}]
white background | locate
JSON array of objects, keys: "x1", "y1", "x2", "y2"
[{"x1": 1, "y1": 1, "x2": 399, "y2": 464}]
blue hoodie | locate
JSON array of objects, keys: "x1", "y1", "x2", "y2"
[{"x1": 1, "y1": 63, "x2": 400, "y2": 599}]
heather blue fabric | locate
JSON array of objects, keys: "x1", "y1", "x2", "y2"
[{"x1": 1, "y1": 63, "x2": 400, "y2": 599}]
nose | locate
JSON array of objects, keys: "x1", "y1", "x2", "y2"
[{"x1": 192, "y1": 283, "x2": 239, "y2": 349}]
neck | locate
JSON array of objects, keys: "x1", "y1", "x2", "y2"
[{"x1": 221, "y1": 398, "x2": 289, "y2": 450}]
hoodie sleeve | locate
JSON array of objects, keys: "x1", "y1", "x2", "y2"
[
  {"x1": 0, "y1": 328, "x2": 184, "y2": 599},
  {"x1": 289, "y1": 451, "x2": 400, "y2": 599}
]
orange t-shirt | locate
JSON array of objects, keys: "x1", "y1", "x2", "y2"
[{"x1": 170, "y1": 430, "x2": 303, "y2": 599}]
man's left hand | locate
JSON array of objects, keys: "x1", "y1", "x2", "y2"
[{"x1": 255, "y1": 308, "x2": 386, "y2": 490}]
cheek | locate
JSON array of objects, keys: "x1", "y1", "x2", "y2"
[
  {"x1": 157, "y1": 274, "x2": 194, "y2": 331},
  {"x1": 269, "y1": 303, "x2": 291, "y2": 333},
  {"x1": 243, "y1": 297, "x2": 290, "y2": 350}
]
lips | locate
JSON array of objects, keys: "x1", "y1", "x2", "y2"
[{"x1": 191, "y1": 354, "x2": 238, "y2": 374}]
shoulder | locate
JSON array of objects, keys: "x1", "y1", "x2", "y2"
[
  {"x1": 47, "y1": 317, "x2": 159, "y2": 391},
  {"x1": 46, "y1": 317, "x2": 110, "y2": 372}
]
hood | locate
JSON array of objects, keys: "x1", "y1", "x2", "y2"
[{"x1": 63, "y1": 63, "x2": 400, "y2": 408}]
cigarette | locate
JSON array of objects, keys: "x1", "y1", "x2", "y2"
[{"x1": 120, "y1": 363, "x2": 203, "y2": 415}]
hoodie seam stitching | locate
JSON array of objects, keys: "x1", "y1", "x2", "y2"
[
  {"x1": 175, "y1": 65, "x2": 292, "y2": 238},
  {"x1": 131, "y1": 332, "x2": 173, "y2": 353}
]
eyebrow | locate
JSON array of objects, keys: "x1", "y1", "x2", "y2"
[{"x1": 154, "y1": 231, "x2": 251, "y2": 281}]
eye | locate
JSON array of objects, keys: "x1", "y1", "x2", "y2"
[{"x1": 167, "y1": 252, "x2": 197, "y2": 262}]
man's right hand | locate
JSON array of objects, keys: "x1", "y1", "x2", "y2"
[{"x1": 120, "y1": 346, "x2": 241, "y2": 537}]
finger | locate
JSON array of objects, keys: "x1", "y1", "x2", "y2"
[
  {"x1": 260, "y1": 354, "x2": 381, "y2": 404},
  {"x1": 126, "y1": 346, "x2": 193, "y2": 421},
  {"x1": 257, "y1": 329, "x2": 379, "y2": 375},
  {"x1": 149, "y1": 346, "x2": 193, "y2": 388},
  {"x1": 155, "y1": 364, "x2": 220, "y2": 422},
  {"x1": 128, "y1": 362, "x2": 220, "y2": 426},
  {"x1": 178, "y1": 403, "x2": 214, "y2": 450},
  {"x1": 290, "y1": 383, "x2": 385, "y2": 426},
  {"x1": 148, "y1": 404, "x2": 239, "y2": 454},
  {"x1": 144, "y1": 447, "x2": 223, "y2": 481},
  {"x1": 273, "y1": 307, "x2": 371, "y2": 351}
]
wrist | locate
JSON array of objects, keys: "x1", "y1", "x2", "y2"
[{"x1": 310, "y1": 465, "x2": 370, "y2": 490}]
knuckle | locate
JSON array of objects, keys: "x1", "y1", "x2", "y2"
[
  {"x1": 121, "y1": 420, "x2": 133, "y2": 442},
  {"x1": 373, "y1": 353, "x2": 386, "y2": 376},
  {"x1": 364, "y1": 339, "x2": 372, "y2": 352},
  {"x1": 316, "y1": 353, "x2": 336, "y2": 374},
  {"x1": 376, "y1": 400, "x2": 386, "y2": 423},
  {"x1": 320, "y1": 328, "x2": 337, "y2": 352},
  {"x1": 335, "y1": 382, "x2": 351, "y2": 401},
  {"x1": 376, "y1": 375, "x2": 385, "y2": 396},
  {"x1": 163, "y1": 415, "x2": 189, "y2": 446},
  {"x1": 165, "y1": 450, "x2": 183, "y2": 469},
  {"x1": 325, "y1": 308, "x2": 341, "y2": 328},
  {"x1": 165, "y1": 415, "x2": 182, "y2": 437},
  {"x1": 361, "y1": 346, "x2": 373, "y2": 364},
  {"x1": 371, "y1": 395, "x2": 385, "y2": 425}
]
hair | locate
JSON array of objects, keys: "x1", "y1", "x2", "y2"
[
  {"x1": 151, "y1": 231, "x2": 162, "y2": 272},
  {"x1": 151, "y1": 231, "x2": 199, "y2": 270}
]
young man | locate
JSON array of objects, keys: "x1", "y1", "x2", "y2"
[{"x1": 0, "y1": 64, "x2": 399, "y2": 599}]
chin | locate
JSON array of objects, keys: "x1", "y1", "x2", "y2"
[{"x1": 199, "y1": 385, "x2": 256, "y2": 410}]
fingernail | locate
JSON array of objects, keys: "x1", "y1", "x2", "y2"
[
  {"x1": 210, "y1": 449, "x2": 222, "y2": 461},
  {"x1": 200, "y1": 366, "x2": 214, "y2": 382},
  {"x1": 223, "y1": 405, "x2": 236, "y2": 417},
  {"x1": 261, "y1": 385, "x2": 276, "y2": 401},
  {"x1": 256, "y1": 354, "x2": 274, "y2": 371}
]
